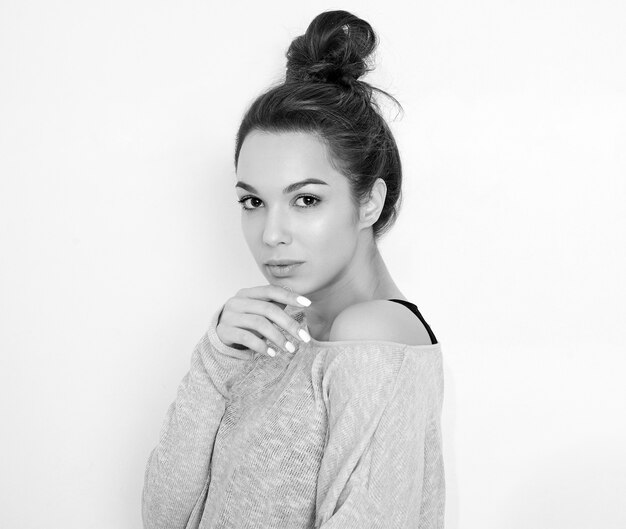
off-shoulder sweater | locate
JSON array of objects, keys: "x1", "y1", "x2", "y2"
[{"x1": 142, "y1": 302, "x2": 445, "y2": 529}]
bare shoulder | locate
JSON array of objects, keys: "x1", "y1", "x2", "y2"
[{"x1": 328, "y1": 299, "x2": 433, "y2": 346}]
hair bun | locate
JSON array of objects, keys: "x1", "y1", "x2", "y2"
[{"x1": 285, "y1": 10, "x2": 377, "y2": 88}]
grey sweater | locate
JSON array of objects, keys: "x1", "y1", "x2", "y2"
[{"x1": 142, "y1": 303, "x2": 445, "y2": 528}]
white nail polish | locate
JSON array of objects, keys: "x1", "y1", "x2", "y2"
[
  {"x1": 285, "y1": 341, "x2": 296, "y2": 353},
  {"x1": 297, "y1": 296, "x2": 311, "y2": 307},
  {"x1": 298, "y1": 329, "x2": 311, "y2": 343},
  {"x1": 267, "y1": 347, "x2": 276, "y2": 357}
]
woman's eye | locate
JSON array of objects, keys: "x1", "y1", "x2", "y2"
[
  {"x1": 237, "y1": 196, "x2": 262, "y2": 210},
  {"x1": 294, "y1": 195, "x2": 320, "y2": 208},
  {"x1": 237, "y1": 195, "x2": 321, "y2": 210}
]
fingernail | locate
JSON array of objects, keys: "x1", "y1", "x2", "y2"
[
  {"x1": 267, "y1": 347, "x2": 276, "y2": 357},
  {"x1": 285, "y1": 341, "x2": 295, "y2": 353},
  {"x1": 298, "y1": 329, "x2": 311, "y2": 343},
  {"x1": 297, "y1": 296, "x2": 311, "y2": 307}
]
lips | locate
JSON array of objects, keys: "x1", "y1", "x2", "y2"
[
  {"x1": 266, "y1": 262, "x2": 303, "y2": 277},
  {"x1": 265, "y1": 260, "x2": 303, "y2": 265}
]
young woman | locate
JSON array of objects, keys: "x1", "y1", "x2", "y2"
[{"x1": 142, "y1": 10, "x2": 444, "y2": 529}]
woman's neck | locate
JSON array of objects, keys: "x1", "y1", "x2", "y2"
[{"x1": 302, "y1": 237, "x2": 405, "y2": 340}]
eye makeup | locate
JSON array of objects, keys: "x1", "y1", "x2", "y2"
[{"x1": 237, "y1": 194, "x2": 322, "y2": 211}]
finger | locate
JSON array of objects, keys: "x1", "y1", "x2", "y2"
[
  {"x1": 265, "y1": 305, "x2": 310, "y2": 345},
  {"x1": 242, "y1": 313, "x2": 297, "y2": 354},
  {"x1": 221, "y1": 318, "x2": 278, "y2": 357},
  {"x1": 232, "y1": 298, "x2": 306, "y2": 344},
  {"x1": 239, "y1": 285, "x2": 311, "y2": 309}
]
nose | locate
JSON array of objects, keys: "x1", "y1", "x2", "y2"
[{"x1": 262, "y1": 207, "x2": 292, "y2": 247}]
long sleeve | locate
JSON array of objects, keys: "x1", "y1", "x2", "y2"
[
  {"x1": 141, "y1": 306, "x2": 256, "y2": 529},
  {"x1": 315, "y1": 344, "x2": 445, "y2": 529}
]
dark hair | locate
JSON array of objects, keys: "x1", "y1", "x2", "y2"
[{"x1": 234, "y1": 10, "x2": 403, "y2": 241}]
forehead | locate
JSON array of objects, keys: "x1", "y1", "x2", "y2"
[{"x1": 236, "y1": 130, "x2": 345, "y2": 186}]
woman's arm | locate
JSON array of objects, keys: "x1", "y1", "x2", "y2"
[
  {"x1": 141, "y1": 305, "x2": 255, "y2": 529},
  {"x1": 315, "y1": 344, "x2": 445, "y2": 529}
]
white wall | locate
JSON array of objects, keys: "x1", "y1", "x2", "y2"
[{"x1": 1, "y1": 1, "x2": 624, "y2": 527}]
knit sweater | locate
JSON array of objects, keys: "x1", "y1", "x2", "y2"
[{"x1": 142, "y1": 302, "x2": 445, "y2": 529}]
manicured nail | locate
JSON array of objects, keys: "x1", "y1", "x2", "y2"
[
  {"x1": 267, "y1": 347, "x2": 276, "y2": 357},
  {"x1": 285, "y1": 341, "x2": 295, "y2": 353},
  {"x1": 297, "y1": 296, "x2": 311, "y2": 307},
  {"x1": 298, "y1": 329, "x2": 311, "y2": 343}
]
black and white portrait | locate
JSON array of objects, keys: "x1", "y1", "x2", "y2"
[{"x1": 0, "y1": 2, "x2": 624, "y2": 529}]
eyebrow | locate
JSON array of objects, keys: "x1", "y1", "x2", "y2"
[{"x1": 235, "y1": 178, "x2": 329, "y2": 194}]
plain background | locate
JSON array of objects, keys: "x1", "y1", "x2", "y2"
[{"x1": 1, "y1": 1, "x2": 625, "y2": 527}]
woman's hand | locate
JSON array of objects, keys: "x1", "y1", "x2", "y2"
[{"x1": 216, "y1": 285, "x2": 312, "y2": 357}]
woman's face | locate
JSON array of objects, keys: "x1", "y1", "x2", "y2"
[{"x1": 235, "y1": 130, "x2": 361, "y2": 296}]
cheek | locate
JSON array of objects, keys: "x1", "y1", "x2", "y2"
[
  {"x1": 304, "y1": 205, "x2": 358, "y2": 256},
  {"x1": 240, "y1": 217, "x2": 263, "y2": 255}
]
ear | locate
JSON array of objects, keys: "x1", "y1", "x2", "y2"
[{"x1": 358, "y1": 178, "x2": 387, "y2": 229}]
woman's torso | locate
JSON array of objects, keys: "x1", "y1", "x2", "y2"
[{"x1": 197, "y1": 299, "x2": 441, "y2": 529}]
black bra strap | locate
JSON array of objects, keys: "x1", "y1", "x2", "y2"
[{"x1": 387, "y1": 299, "x2": 438, "y2": 345}]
